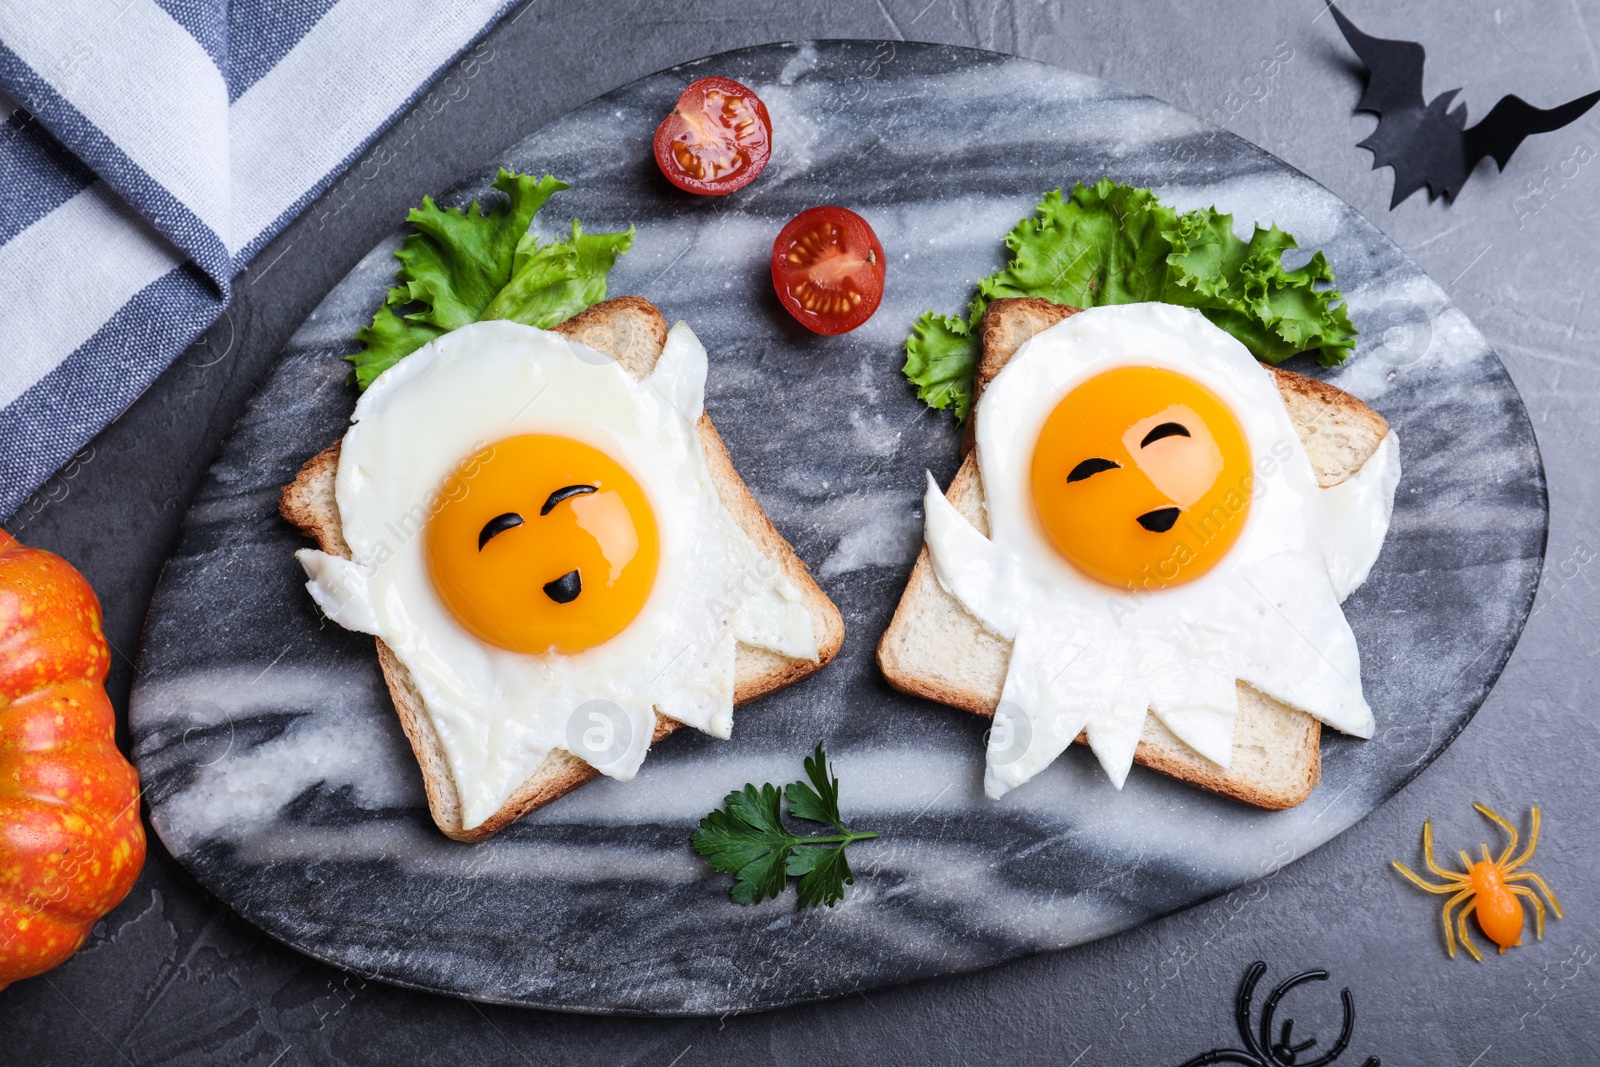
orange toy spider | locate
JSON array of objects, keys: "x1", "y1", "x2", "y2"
[{"x1": 1392, "y1": 802, "x2": 1564, "y2": 962}]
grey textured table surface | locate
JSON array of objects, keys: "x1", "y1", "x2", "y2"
[{"x1": 3, "y1": 1, "x2": 1597, "y2": 1063}]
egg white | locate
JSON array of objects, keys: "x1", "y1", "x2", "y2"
[
  {"x1": 296, "y1": 320, "x2": 818, "y2": 830},
  {"x1": 921, "y1": 302, "x2": 1400, "y2": 797}
]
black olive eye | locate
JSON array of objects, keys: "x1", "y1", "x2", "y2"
[
  {"x1": 1067, "y1": 457, "x2": 1120, "y2": 483},
  {"x1": 1139, "y1": 422, "x2": 1190, "y2": 447},
  {"x1": 1137, "y1": 507, "x2": 1181, "y2": 533},
  {"x1": 478, "y1": 512, "x2": 524, "y2": 550},
  {"x1": 541, "y1": 484, "x2": 598, "y2": 516}
]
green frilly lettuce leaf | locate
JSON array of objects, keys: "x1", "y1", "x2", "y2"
[
  {"x1": 349, "y1": 169, "x2": 634, "y2": 389},
  {"x1": 902, "y1": 179, "x2": 1357, "y2": 419}
]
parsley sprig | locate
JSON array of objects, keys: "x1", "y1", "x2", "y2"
[{"x1": 692, "y1": 744, "x2": 879, "y2": 909}]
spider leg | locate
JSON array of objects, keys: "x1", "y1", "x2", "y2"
[
  {"x1": 1421, "y1": 821, "x2": 1465, "y2": 881},
  {"x1": 1508, "y1": 885, "x2": 1548, "y2": 940},
  {"x1": 1392, "y1": 860, "x2": 1465, "y2": 893},
  {"x1": 1474, "y1": 801, "x2": 1519, "y2": 866},
  {"x1": 1504, "y1": 806, "x2": 1542, "y2": 873},
  {"x1": 1506, "y1": 870, "x2": 1565, "y2": 918},
  {"x1": 1440, "y1": 888, "x2": 1473, "y2": 959},
  {"x1": 1459, "y1": 849, "x2": 1475, "y2": 871},
  {"x1": 1457, "y1": 899, "x2": 1484, "y2": 962}
]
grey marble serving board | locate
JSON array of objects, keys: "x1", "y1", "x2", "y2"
[{"x1": 127, "y1": 41, "x2": 1545, "y2": 1015}]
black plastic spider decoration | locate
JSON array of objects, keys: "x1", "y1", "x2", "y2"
[{"x1": 1175, "y1": 961, "x2": 1380, "y2": 1067}]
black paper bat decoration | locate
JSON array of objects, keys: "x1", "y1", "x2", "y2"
[{"x1": 1328, "y1": 3, "x2": 1600, "y2": 206}]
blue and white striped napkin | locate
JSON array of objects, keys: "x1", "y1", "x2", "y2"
[{"x1": 0, "y1": 0, "x2": 518, "y2": 520}]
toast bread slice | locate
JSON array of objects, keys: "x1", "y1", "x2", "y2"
[
  {"x1": 280, "y1": 296, "x2": 845, "y2": 841},
  {"x1": 877, "y1": 297, "x2": 1389, "y2": 809}
]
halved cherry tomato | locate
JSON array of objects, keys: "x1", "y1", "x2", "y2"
[
  {"x1": 770, "y1": 206, "x2": 886, "y2": 335},
  {"x1": 653, "y1": 76, "x2": 772, "y2": 196}
]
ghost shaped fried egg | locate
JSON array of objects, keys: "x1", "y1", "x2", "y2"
[
  {"x1": 921, "y1": 302, "x2": 1401, "y2": 797},
  {"x1": 295, "y1": 319, "x2": 819, "y2": 830}
]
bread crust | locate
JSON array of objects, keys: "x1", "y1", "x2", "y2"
[
  {"x1": 280, "y1": 298, "x2": 844, "y2": 841},
  {"x1": 878, "y1": 297, "x2": 1390, "y2": 810},
  {"x1": 1267, "y1": 365, "x2": 1389, "y2": 487},
  {"x1": 961, "y1": 298, "x2": 1081, "y2": 456}
]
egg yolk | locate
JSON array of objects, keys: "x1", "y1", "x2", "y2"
[
  {"x1": 425, "y1": 434, "x2": 659, "y2": 655},
  {"x1": 1029, "y1": 365, "x2": 1252, "y2": 590}
]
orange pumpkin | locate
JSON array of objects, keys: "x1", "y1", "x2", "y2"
[{"x1": 0, "y1": 530, "x2": 144, "y2": 990}]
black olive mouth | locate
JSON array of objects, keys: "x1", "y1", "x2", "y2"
[
  {"x1": 543, "y1": 569, "x2": 582, "y2": 604},
  {"x1": 1137, "y1": 507, "x2": 1181, "y2": 533}
]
